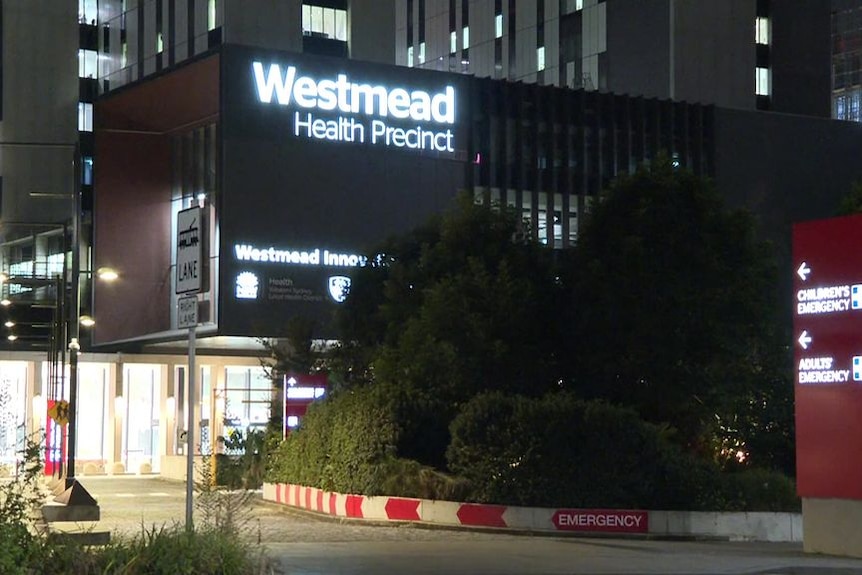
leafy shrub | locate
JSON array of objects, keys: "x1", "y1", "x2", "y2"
[
  {"x1": 377, "y1": 458, "x2": 470, "y2": 501},
  {"x1": 718, "y1": 467, "x2": 800, "y2": 512},
  {"x1": 266, "y1": 385, "x2": 399, "y2": 494},
  {"x1": 215, "y1": 427, "x2": 272, "y2": 489},
  {"x1": 266, "y1": 384, "x2": 469, "y2": 499},
  {"x1": 447, "y1": 392, "x2": 798, "y2": 511}
]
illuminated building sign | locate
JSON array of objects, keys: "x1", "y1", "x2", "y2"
[
  {"x1": 793, "y1": 214, "x2": 862, "y2": 500},
  {"x1": 234, "y1": 243, "x2": 367, "y2": 268},
  {"x1": 252, "y1": 62, "x2": 456, "y2": 153}
]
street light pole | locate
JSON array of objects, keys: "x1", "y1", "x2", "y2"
[
  {"x1": 67, "y1": 143, "x2": 82, "y2": 483},
  {"x1": 67, "y1": 337, "x2": 80, "y2": 480}
]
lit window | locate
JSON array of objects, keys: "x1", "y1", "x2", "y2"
[
  {"x1": 121, "y1": 42, "x2": 128, "y2": 68},
  {"x1": 451, "y1": 30, "x2": 457, "y2": 53},
  {"x1": 577, "y1": 0, "x2": 584, "y2": 9},
  {"x1": 463, "y1": 25, "x2": 469, "y2": 49},
  {"x1": 755, "y1": 17, "x2": 769, "y2": 45},
  {"x1": 157, "y1": 32, "x2": 164, "y2": 54},
  {"x1": 78, "y1": 49, "x2": 98, "y2": 78},
  {"x1": 301, "y1": 4, "x2": 348, "y2": 41},
  {"x1": 311, "y1": 6, "x2": 323, "y2": 34},
  {"x1": 407, "y1": 45, "x2": 414, "y2": 67},
  {"x1": 208, "y1": 0, "x2": 216, "y2": 31},
  {"x1": 419, "y1": 41, "x2": 426, "y2": 63},
  {"x1": 537, "y1": 46, "x2": 545, "y2": 71},
  {"x1": 79, "y1": 0, "x2": 98, "y2": 23},
  {"x1": 335, "y1": 9, "x2": 347, "y2": 41},
  {"x1": 755, "y1": 66, "x2": 770, "y2": 96},
  {"x1": 836, "y1": 95, "x2": 846, "y2": 120},
  {"x1": 495, "y1": 14, "x2": 503, "y2": 38},
  {"x1": 82, "y1": 157, "x2": 94, "y2": 186},
  {"x1": 78, "y1": 103, "x2": 94, "y2": 132},
  {"x1": 324, "y1": 7, "x2": 335, "y2": 38}
]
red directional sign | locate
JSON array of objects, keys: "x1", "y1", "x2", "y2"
[
  {"x1": 384, "y1": 498, "x2": 421, "y2": 521},
  {"x1": 455, "y1": 503, "x2": 507, "y2": 528},
  {"x1": 552, "y1": 509, "x2": 648, "y2": 533},
  {"x1": 793, "y1": 215, "x2": 862, "y2": 500}
]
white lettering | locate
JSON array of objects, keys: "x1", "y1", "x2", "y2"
[
  {"x1": 252, "y1": 62, "x2": 456, "y2": 125},
  {"x1": 556, "y1": 513, "x2": 644, "y2": 530},
  {"x1": 797, "y1": 355, "x2": 852, "y2": 385},
  {"x1": 235, "y1": 244, "x2": 365, "y2": 268},
  {"x1": 252, "y1": 62, "x2": 296, "y2": 105}
]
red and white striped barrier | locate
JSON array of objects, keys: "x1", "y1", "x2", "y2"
[
  {"x1": 263, "y1": 483, "x2": 647, "y2": 533},
  {"x1": 262, "y1": 482, "x2": 802, "y2": 541}
]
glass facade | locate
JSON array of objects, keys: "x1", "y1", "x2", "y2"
[
  {"x1": 122, "y1": 364, "x2": 160, "y2": 473},
  {"x1": 0, "y1": 363, "x2": 26, "y2": 470},
  {"x1": 833, "y1": 3, "x2": 862, "y2": 121}
]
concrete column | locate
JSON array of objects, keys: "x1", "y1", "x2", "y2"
[
  {"x1": 109, "y1": 360, "x2": 123, "y2": 473},
  {"x1": 211, "y1": 362, "x2": 225, "y2": 455},
  {"x1": 157, "y1": 364, "x2": 171, "y2": 471}
]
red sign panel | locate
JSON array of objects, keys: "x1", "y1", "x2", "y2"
[
  {"x1": 793, "y1": 215, "x2": 862, "y2": 500},
  {"x1": 552, "y1": 509, "x2": 648, "y2": 533},
  {"x1": 283, "y1": 373, "x2": 328, "y2": 436},
  {"x1": 44, "y1": 400, "x2": 66, "y2": 477}
]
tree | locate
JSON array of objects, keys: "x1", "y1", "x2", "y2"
[
  {"x1": 332, "y1": 194, "x2": 566, "y2": 467},
  {"x1": 564, "y1": 158, "x2": 790, "y2": 467},
  {"x1": 837, "y1": 180, "x2": 862, "y2": 215}
]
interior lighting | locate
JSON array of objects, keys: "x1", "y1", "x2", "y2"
[
  {"x1": 80, "y1": 315, "x2": 95, "y2": 327},
  {"x1": 4, "y1": 321, "x2": 13, "y2": 328},
  {"x1": 7, "y1": 334, "x2": 17, "y2": 341},
  {"x1": 0, "y1": 299, "x2": 10, "y2": 306},
  {"x1": 97, "y1": 267, "x2": 119, "y2": 281}
]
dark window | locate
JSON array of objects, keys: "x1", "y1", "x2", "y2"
[
  {"x1": 508, "y1": 0, "x2": 517, "y2": 77},
  {"x1": 419, "y1": 0, "x2": 425, "y2": 42},
  {"x1": 0, "y1": 1, "x2": 3, "y2": 121},
  {"x1": 406, "y1": 0, "x2": 413, "y2": 46}
]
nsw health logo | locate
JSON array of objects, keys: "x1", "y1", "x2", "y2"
[{"x1": 853, "y1": 285, "x2": 862, "y2": 309}]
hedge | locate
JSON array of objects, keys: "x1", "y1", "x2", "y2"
[
  {"x1": 447, "y1": 392, "x2": 799, "y2": 511},
  {"x1": 266, "y1": 387, "x2": 798, "y2": 512},
  {"x1": 265, "y1": 385, "x2": 398, "y2": 494}
]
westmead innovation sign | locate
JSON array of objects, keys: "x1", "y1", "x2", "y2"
[{"x1": 252, "y1": 62, "x2": 456, "y2": 153}]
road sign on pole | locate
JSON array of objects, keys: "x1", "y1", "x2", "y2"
[
  {"x1": 177, "y1": 295, "x2": 198, "y2": 329},
  {"x1": 176, "y1": 206, "x2": 203, "y2": 295}
]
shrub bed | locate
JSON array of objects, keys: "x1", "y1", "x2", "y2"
[
  {"x1": 266, "y1": 387, "x2": 799, "y2": 512},
  {"x1": 447, "y1": 392, "x2": 799, "y2": 511}
]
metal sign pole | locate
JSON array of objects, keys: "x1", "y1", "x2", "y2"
[{"x1": 185, "y1": 324, "x2": 196, "y2": 530}]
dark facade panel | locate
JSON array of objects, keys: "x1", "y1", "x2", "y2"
[
  {"x1": 771, "y1": 0, "x2": 831, "y2": 118},
  {"x1": 714, "y1": 107, "x2": 862, "y2": 250},
  {"x1": 218, "y1": 45, "x2": 470, "y2": 336}
]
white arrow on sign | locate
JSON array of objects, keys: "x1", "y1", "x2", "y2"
[
  {"x1": 798, "y1": 330, "x2": 812, "y2": 350},
  {"x1": 797, "y1": 262, "x2": 811, "y2": 281}
]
